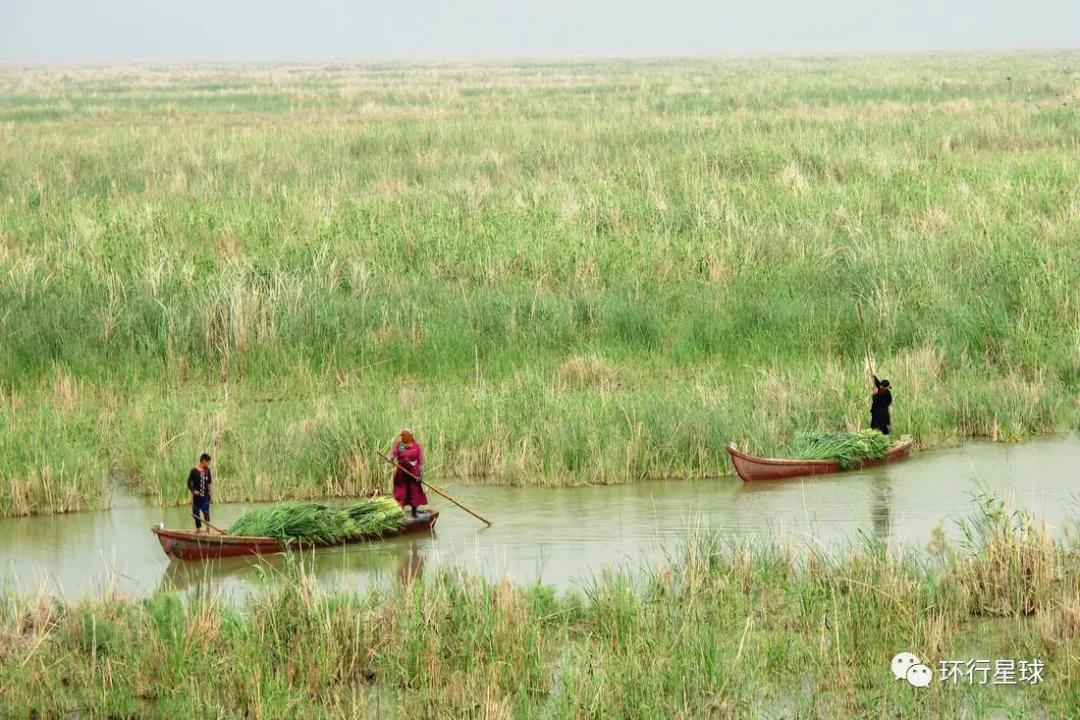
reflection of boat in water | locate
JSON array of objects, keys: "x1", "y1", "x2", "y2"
[
  {"x1": 159, "y1": 553, "x2": 276, "y2": 593},
  {"x1": 734, "y1": 461, "x2": 897, "y2": 542},
  {"x1": 151, "y1": 511, "x2": 438, "y2": 560},
  {"x1": 159, "y1": 537, "x2": 432, "y2": 594},
  {"x1": 726, "y1": 437, "x2": 913, "y2": 482}
]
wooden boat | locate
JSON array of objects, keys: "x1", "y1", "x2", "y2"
[
  {"x1": 726, "y1": 437, "x2": 913, "y2": 482},
  {"x1": 151, "y1": 511, "x2": 439, "y2": 561}
]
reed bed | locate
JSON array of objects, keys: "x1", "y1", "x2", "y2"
[
  {"x1": 1, "y1": 53, "x2": 1078, "y2": 516},
  {"x1": 2, "y1": 497, "x2": 1078, "y2": 717}
]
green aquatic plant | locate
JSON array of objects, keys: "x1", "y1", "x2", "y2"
[
  {"x1": 4, "y1": 495, "x2": 1079, "y2": 717},
  {"x1": 791, "y1": 429, "x2": 891, "y2": 468},
  {"x1": 1, "y1": 54, "x2": 1078, "y2": 517},
  {"x1": 227, "y1": 498, "x2": 405, "y2": 543},
  {"x1": 954, "y1": 492, "x2": 1058, "y2": 616}
]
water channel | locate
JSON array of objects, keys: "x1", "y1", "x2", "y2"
[{"x1": 1, "y1": 435, "x2": 1077, "y2": 601}]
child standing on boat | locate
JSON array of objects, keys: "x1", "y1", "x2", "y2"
[
  {"x1": 390, "y1": 429, "x2": 428, "y2": 518},
  {"x1": 187, "y1": 453, "x2": 213, "y2": 532}
]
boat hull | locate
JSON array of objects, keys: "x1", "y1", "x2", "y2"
[
  {"x1": 152, "y1": 511, "x2": 439, "y2": 561},
  {"x1": 726, "y1": 438, "x2": 913, "y2": 482}
]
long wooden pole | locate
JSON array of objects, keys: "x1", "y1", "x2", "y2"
[
  {"x1": 376, "y1": 452, "x2": 492, "y2": 527},
  {"x1": 857, "y1": 304, "x2": 876, "y2": 387},
  {"x1": 191, "y1": 513, "x2": 228, "y2": 536}
]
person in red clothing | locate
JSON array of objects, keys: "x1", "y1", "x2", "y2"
[{"x1": 390, "y1": 429, "x2": 428, "y2": 517}]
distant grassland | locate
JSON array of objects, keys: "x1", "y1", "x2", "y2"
[{"x1": 1, "y1": 55, "x2": 1078, "y2": 515}]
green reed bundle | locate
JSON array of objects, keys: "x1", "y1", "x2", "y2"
[
  {"x1": 792, "y1": 430, "x2": 891, "y2": 468},
  {"x1": 228, "y1": 498, "x2": 405, "y2": 542}
]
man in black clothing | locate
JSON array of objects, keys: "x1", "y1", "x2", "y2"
[
  {"x1": 870, "y1": 376, "x2": 892, "y2": 435},
  {"x1": 187, "y1": 453, "x2": 213, "y2": 532}
]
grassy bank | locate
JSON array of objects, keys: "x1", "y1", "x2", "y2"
[
  {"x1": 2, "y1": 498, "x2": 1078, "y2": 717},
  {"x1": 1, "y1": 54, "x2": 1079, "y2": 515}
]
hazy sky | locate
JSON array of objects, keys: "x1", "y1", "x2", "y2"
[{"x1": 1, "y1": 0, "x2": 1077, "y2": 63}]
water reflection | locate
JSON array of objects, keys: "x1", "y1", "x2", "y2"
[
  {"x1": 871, "y1": 477, "x2": 892, "y2": 539},
  {"x1": 157, "y1": 536, "x2": 435, "y2": 598},
  {"x1": 396, "y1": 542, "x2": 426, "y2": 586}
]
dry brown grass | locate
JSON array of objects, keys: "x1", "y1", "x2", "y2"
[
  {"x1": 557, "y1": 354, "x2": 617, "y2": 389},
  {"x1": 955, "y1": 499, "x2": 1060, "y2": 616}
]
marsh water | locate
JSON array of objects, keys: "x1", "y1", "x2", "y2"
[{"x1": 2, "y1": 435, "x2": 1078, "y2": 601}]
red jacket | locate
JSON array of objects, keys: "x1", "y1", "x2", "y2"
[{"x1": 392, "y1": 441, "x2": 423, "y2": 479}]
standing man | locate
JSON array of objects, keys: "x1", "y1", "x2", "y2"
[
  {"x1": 390, "y1": 429, "x2": 428, "y2": 518},
  {"x1": 870, "y1": 375, "x2": 892, "y2": 435},
  {"x1": 188, "y1": 453, "x2": 213, "y2": 532}
]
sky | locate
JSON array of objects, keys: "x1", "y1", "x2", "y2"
[{"x1": 0, "y1": 0, "x2": 1077, "y2": 63}]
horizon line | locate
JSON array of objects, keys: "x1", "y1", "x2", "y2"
[{"x1": 2, "y1": 46, "x2": 1078, "y2": 70}]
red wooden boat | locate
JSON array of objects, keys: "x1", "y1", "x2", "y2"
[
  {"x1": 726, "y1": 437, "x2": 913, "y2": 482},
  {"x1": 152, "y1": 511, "x2": 439, "y2": 561}
]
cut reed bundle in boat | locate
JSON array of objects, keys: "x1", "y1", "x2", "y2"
[{"x1": 228, "y1": 498, "x2": 405, "y2": 543}]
